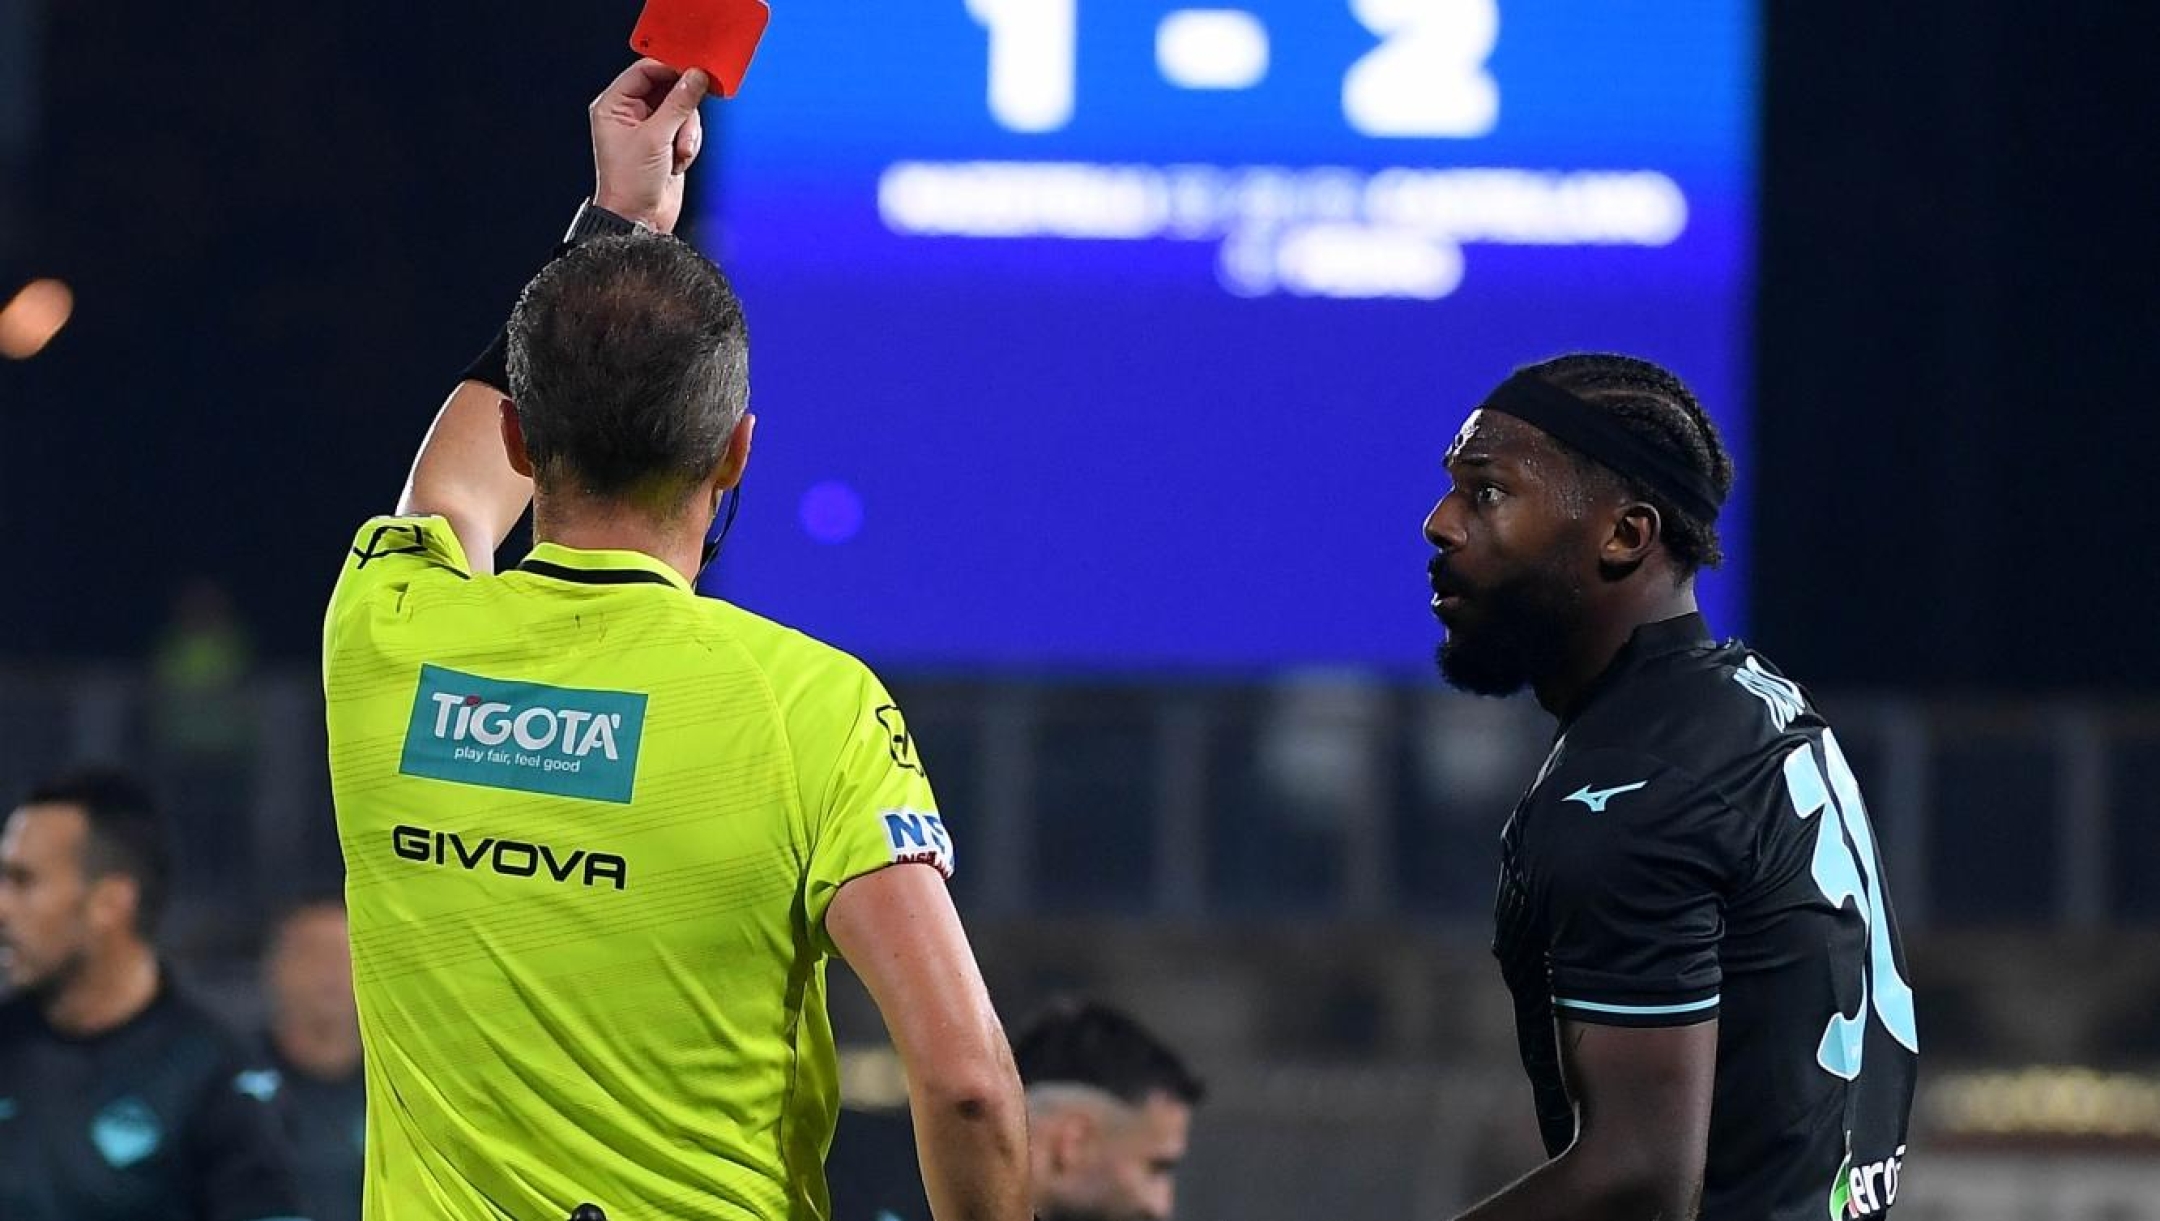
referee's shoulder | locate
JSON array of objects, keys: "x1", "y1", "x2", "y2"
[{"x1": 687, "y1": 596, "x2": 890, "y2": 701}]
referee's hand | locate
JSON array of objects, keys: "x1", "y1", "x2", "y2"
[{"x1": 589, "y1": 58, "x2": 710, "y2": 235}]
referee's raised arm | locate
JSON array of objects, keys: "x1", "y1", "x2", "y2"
[{"x1": 396, "y1": 60, "x2": 709, "y2": 575}]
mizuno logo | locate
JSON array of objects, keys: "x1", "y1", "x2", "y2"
[{"x1": 1563, "y1": 780, "x2": 1648, "y2": 812}]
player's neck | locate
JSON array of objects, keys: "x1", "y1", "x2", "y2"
[
  {"x1": 532, "y1": 498, "x2": 704, "y2": 584},
  {"x1": 43, "y1": 939, "x2": 160, "y2": 1037},
  {"x1": 1535, "y1": 583, "x2": 1700, "y2": 720},
  {"x1": 273, "y1": 1015, "x2": 362, "y2": 1080}
]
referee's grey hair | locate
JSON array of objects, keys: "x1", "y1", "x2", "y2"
[{"x1": 508, "y1": 235, "x2": 750, "y2": 518}]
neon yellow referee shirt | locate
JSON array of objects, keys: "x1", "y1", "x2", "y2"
[{"x1": 323, "y1": 516, "x2": 954, "y2": 1221}]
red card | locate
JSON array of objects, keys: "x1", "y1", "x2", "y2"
[{"x1": 630, "y1": 0, "x2": 771, "y2": 99}]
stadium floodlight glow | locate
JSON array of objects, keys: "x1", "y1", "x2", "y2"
[{"x1": 0, "y1": 278, "x2": 74, "y2": 360}]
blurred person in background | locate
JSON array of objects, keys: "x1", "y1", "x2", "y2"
[
  {"x1": 321, "y1": 59, "x2": 1026, "y2": 1221},
  {"x1": 1424, "y1": 354, "x2": 1916, "y2": 1220},
  {"x1": 828, "y1": 999, "x2": 1203, "y2": 1221},
  {"x1": 1016, "y1": 1000, "x2": 1205, "y2": 1221},
  {"x1": 261, "y1": 896, "x2": 363, "y2": 1221},
  {"x1": 0, "y1": 767, "x2": 306, "y2": 1221}
]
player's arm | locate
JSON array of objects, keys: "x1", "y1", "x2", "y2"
[
  {"x1": 1455, "y1": 750, "x2": 1739, "y2": 1220},
  {"x1": 396, "y1": 60, "x2": 707, "y2": 571},
  {"x1": 828, "y1": 866, "x2": 1030, "y2": 1221},
  {"x1": 1451, "y1": 1019, "x2": 1716, "y2": 1220}
]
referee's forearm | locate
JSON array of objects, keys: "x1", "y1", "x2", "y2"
[{"x1": 907, "y1": 1067, "x2": 1030, "y2": 1221}]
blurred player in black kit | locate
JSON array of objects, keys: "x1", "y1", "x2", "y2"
[
  {"x1": 1423, "y1": 354, "x2": 1917, "y2": 1220},
  {"x1": 0, "y1": 768, "x2": 307, "y2": 1221},
  {"x1": 261, "y1": 897, "x2": 365, "y2": 1221}
]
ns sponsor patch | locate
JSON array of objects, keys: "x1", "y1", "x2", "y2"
[
  {"x1": 400, "y1": 664, "x2": 647, "y2": 803},
  {"x1": 882, "y1": 808, "x2": 954, "y2": 878}
]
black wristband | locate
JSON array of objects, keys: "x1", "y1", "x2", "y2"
[{"x1": 457, "y1": 202, "x2": 652, "y2": 394}]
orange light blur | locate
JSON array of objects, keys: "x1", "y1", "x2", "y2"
[{"x1": 0, "y1": 279, "x2": 76, "y2": 360}]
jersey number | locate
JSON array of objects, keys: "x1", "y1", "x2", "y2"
[{"x1": 1782, "y1": 730, "x2": 1920, "y2": 1079}]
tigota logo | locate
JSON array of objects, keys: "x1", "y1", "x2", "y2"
[
  {"x1": 425, "y1": 692, "x2": 625, "y2": 762},
  {"x1": 399, "y1": 665, "x2": 646, "y2": 803}
]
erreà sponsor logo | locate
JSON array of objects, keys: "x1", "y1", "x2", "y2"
[
  {"x1": 394, "y1": 824, "x2": 628, "y2": 890},
  {"x1": 1838, "y1": 1145, "x2": 1905, "y2": 1218},
  {"x1": 399, "y1": 664, "x2": 646, "y2": 803}
]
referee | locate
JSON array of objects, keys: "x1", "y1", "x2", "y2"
[
  {"x1": 1423, "y1": 355, "x2": 1917, "y2": 1220},
  {"x1": 323, "y1": 61, "x2": 1027, "y2": 1221}
]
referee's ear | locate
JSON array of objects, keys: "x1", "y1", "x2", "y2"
[
  {"x1": 713, "y1": 413, "x2": 756, "y2": 491},
  {"x1": 500, "y1": 398, "x2": 537, "y2": 479}
]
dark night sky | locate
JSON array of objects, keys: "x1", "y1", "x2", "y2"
[{"x1": 2, "y1": 0, "x2": 2154, "y2": 691}]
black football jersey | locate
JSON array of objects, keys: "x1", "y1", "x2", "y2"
[
  {"x1": 0, "y1": 982, "x2": 308, "y2": 1221},
  {"x1": 261, "y1": 1041, "x2": 364, "y2": 1221},
  {"x1": 1493, "y1": 614, "x2": 1917, "y2": 1220}
]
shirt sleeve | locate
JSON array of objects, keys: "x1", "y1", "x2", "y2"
[
  {"x1": 798, "y1": 665, "x2": 949, "y2": 952},
  {"x1": 1523, "y1": 747, "x2": 1737, "y2": 1028},
  {"x1": 188, "y1": 1059, "x2": 311, "y2": 1221},
  {"x1": 324, "y1": 516, "x2": 473, "y2": 634}
]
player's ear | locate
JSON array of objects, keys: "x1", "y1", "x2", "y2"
[
  {"x1": 499, "y1": 397, "x2": 536, "y2": 478},
  {"x1": 84, "y1": 872, "x2": 141, "y2": 940},
  {"x1": 1600, "y1": 500, "x2": 1662, "y2": 570},
  {"x1": 1044, "y1": 1108, "x2": 1096, "y2": 1173}
]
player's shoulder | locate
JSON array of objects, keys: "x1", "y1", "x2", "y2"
[
  {"x1": 1573, "y1": 637, "x2": 1823, "y2": 769},
  {"x1": 154, "y1": 988, "x2": 289, "y2": 1103},
  {"x1": 146, "y1": 983, "x2": 252, "y2": 1055}
]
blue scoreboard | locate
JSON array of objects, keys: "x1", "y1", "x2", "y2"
[{"x1": 699, "y1": 1, "x2": 1755, "y2": 672}]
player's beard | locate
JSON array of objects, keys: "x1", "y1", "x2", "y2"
[
  {"x1": 1434, "y1": 561, "x2": 1587, "y2": 698},
  {"x1": 0, "y1": 935, "x2": 89, "y2": 1001}
]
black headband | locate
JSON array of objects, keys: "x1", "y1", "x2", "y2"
[{"x1": 1480, "y1": 371, "x2": 1725, "y2": 524}]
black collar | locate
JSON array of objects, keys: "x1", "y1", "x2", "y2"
[{"x1": 1560, "y1": 612, "x2": 1715, "y2": 728}]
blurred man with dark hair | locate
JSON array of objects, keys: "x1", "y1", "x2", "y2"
[
  {"x1": 1425, "y1": 354, "x2": 1916, "y2": 1220},
  {"x1": 0, "y1": 767, "x2": 306, "y2": 1221},
  {"x1": 1015, "y1": 1001, "x2": 1205, "y2": 1221},
  {"x1": 261, "y1": 896, "x2": 364, "y2": 1221}
]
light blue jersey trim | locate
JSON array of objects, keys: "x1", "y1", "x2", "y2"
[{"x1": 1555, "y1": 995, "x2": 1720, "y2": 1016}]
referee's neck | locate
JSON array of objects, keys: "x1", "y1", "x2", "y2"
[{"x1": 532, "y1": 499, "x2": 705, "y2": 584}]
